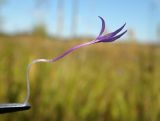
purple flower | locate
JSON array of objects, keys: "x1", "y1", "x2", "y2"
[
  {"x1": 95, "y1": 16, "x2": 127, "y2": 43},
  {"x1": 24, "y1": 17, "x2": 127, "y2": 103},
  {"x1": 49, "y1": 16, "x2": 127, "y2": 62}
]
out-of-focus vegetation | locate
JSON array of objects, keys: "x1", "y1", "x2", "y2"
[{"x1": 0, "y1": 35, "x2": 160, "y2": 121}]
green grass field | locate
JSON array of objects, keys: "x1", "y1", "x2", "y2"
[{"x1": 0, "y1": 36, "x2": 160, "y2": 121}]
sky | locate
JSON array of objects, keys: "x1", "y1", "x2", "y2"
[{"x1": 1, "y1": 0, "x2": 160, "y2": 42}]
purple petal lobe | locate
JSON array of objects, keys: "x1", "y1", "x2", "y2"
[
  {"x1": 100, "y1": 30, "x2": 127, "y2": 42},
  {"x1": 98, "y1": 16, "x2": 105, "y2": 36},
  {"x1": 107, "y1": 23, "x2": 126, "y2": 37}
]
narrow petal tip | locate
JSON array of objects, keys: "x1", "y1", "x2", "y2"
[
  {"x1": 107, "y1": 23, "x2": 126, "y2": 38},
  {"x1": 106, "y1": 30, "x2": 127, "y2": 42},
  {"x1": 98, "y1": 16, "x2": 105, "y2": 36}
]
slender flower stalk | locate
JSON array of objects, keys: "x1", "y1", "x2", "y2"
[{"x1": 24, "y1": 16, "x2": 127, "y2": 104}]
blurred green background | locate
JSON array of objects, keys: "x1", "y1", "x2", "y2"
[{"x1": 0, "y1": 0, "x2": 160, "y2": 121}]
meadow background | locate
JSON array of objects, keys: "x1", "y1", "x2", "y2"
[{"x1": 0, "y1": 0, "x2": 160, "y2": 121}]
